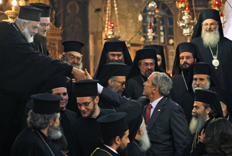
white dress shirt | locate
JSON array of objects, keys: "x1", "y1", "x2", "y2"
[{"x1": 149, "y1": 96, "x2": 164, "y2": 118}]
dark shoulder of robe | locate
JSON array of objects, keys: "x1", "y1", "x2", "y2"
[
  {"x1": 169, "y1": 73, "x2": 188, "y2": 104},
  {"x1": 11, "y1": 128, "x2": 64, "y2": 156},
  {"x1": 128, "y1": 140, "x2": 145, "y2": 156},
  {"x1": 91, "y1": 144, "x2": 119, "y2": 156},
  {"x1": 124, "y1": 74, "x2": 146, "y2": 100},
  {"x1": 60, "y1": 109, "x2": 80, "y2": 153},
  {"x1": 0, "y1": 22, "x2": 72, "y2": 155},
  {"x1": 70, "y1": 109, "x2": 115, "y2": 156},
  {"x1": 31, "y1": 40, "x2": 49, "y2": 56},
  {"x1": 179, "y1": 92, "x2": 194, "y2": 124},
  {"x1": 0, "y1": 22, "x2": 73, "y2": 100},
  {"x1": 191, "y1": 36, "x2": 232, "y2": 93}
]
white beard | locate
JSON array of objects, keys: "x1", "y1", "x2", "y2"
[
  {"x1": 201, "y1": 27, "x2": 220, "y2": 48},
  {"x1": 192, "y1": 81, "x2": 210, "y2": 93},
  {"x1": 189, "y1": 112, "x2": 206, "y2": 135},
  {"x1": 139, "y1": 121, "x2": 151, "y2": 152},
  {"x1": 48, "y1": 123, "x2": 63, "y2": 140},
  {"x1": 22, "y1": 27, "x2": 35, "y2": 43}
]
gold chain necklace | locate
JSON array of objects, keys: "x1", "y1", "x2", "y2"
[{"x1": 209, "y1": 44, "x2": 219, "y2": 69}]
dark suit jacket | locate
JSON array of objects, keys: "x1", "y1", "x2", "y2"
[{"x1": 143, "y1": 97, "x2": 192, "y2": 156}]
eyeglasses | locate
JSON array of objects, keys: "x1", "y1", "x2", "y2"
[
  {"x1": 113, "y1": 80, "x2": 126, "y2": 86},
  {"x1": 40, "y1": 23, "x2": 50, "y2": 27},
  {"x1": 68, "y1": 55, "x2": 82, "y2": 61},
  {"x1": 179, "y1": 56, "x2": 193, "y2": 60},
  {"x1": 54, "y1": 92, "x2": 68, "y2": 96},
  {"x1": 202, "y1": 23, "x2": 218, "y2": 27},
  {"x1": 77, "y1": 99, "x2": 93, "y2": 107},
  {"x1": 142, "y1": 62, "x2": 155, "y2": 67}
]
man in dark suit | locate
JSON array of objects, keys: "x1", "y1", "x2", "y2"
[{"x1": 143, "y1": 71, "x2": 192, "y2": 156}]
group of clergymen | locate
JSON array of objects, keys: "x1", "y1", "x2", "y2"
[{"x1": 0, "y1": 2, "x2": 232, "y2": 156}]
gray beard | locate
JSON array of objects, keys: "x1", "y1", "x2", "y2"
[
  {"x1": 201, "y1": 27, "x2": 220, "y2": 48},
  {"x1": 139, "y1": 121, "x2": 151, "y2": 151},
  {"x1": 192, "y1": 81, "x2": 210, "y2": 93},
  {"x1": 22, "y1": 27, "x2": 34, "y2": 43},
  {"x1": 48, "y1": 124, "x2": 63, "y2": 140},
  {"x1": 189, "y1": 112, "x2": 207, "y2": 135}
]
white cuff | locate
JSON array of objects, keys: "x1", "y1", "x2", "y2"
[{"x1": 97, "y1": 83, "x2": 104, "y2": 94}]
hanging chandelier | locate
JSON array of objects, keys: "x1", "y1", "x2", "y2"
[
  {"x1": 176, "y1": 0, "x2": 197, "y2": 42},
  {"x1": 210, "y1": 0, "x2": 227, "y2": 28},
  {"x1": 104, "y1": 0, "x2": 120, "y2": 40},
  {"x1": 2, "y1": 0, "x2": 19, "y2": 23}
]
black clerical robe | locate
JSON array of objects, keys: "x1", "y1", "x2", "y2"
[
  {"x1": 11, "y1": 128, "x2": 64, "y2": 156},
  {"x1": 0, "y1": 22, "x2": 73, "y2": 155},
  {"x1": 31, "y1": 40, "x2": 49, "y2": 56},
  {"x1": 169, "y1": 73, "x2": 189, "y2": 105},
  {"x1": 191, "y1": 37, "x2": 232, "y2": 93},
  {"x1": 124, "y1": 74, "x2": 147, "y2": 100},
  {"x1": 60, "y1": 109, "x2": 80, "y2": 153},
  {"x1": 91, "y1": 144, "x2": 119, "y2": 156},
  {"x1": 190, "y1": 118, "x2": 213, "y2": 156},
  {"x1": 70, "y1": 109, "x2": 115, "y2": 156},
  {"x1": 127, "y1": 140, "x2": 145, "y2": 156}
]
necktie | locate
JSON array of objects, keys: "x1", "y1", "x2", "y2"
[{"x1": 145, "y1": 104, "x2": 153, "y2": 125}]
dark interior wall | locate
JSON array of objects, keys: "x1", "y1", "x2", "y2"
[{"x1": 51, "y1": 0, "x2": 90, "y2": 71}]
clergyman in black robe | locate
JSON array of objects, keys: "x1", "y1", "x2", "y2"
[
  {"x1": 190, "y1": 89, "x2": 223, "y2": 156},
  {"x1": 124, "y1": 49, "x2": 159, "y2": 100},
  {"x1": 94, "y1": 39, "x2": 132, "y2": 79},
  {"x1": 30, "y1": 3, "x2": 51, "y2": 56},
  {"x1": 117, "y1": 101, "x2": 145, "y2": 156},
  {"x1": 169, "y1": 42, "x2": 198, "y2": 105},
  {"x1": 11, "y1": 93, "x2": 65, "y2": 156},
  {"x1": 191, "y1": 9, "x2": 232, "y2": 93},
  {"x1": 70, "y1": 79, "x2": 115, "y2": 156},
  {"x1": 97, "y1": 63, "x2": 128, "y2": 109},
  {"x1": 0, "y1": 6, "x2": 84, "y2": 155}
]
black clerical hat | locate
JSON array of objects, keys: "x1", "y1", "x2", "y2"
[
  {"x1": 41, "y1": 76, "x2": 68, "y2": 92},
  {"x1": 97, "y1": 63, "x2": 127, "y2": 87},
  {"x1": 31, "y1": 93, "x2": 62, "y2": 115},
  {"x1": 62, "y1": 41, "x2": 84, "y2": 54},
  {"x1": 104, "y1": 39, "x2": 126, "y2": 52},
  {"x1": 97, "y1": 112, "x2": 128, "y2": 142},
  {"x1": 117, "y1": 101, "x2": 142, "y2": 141},
  {"x1": 194, "y1": 89, "x2": 223, "y2": 118},
  {"x1": 211, "y1": 87, "x2": 232, "y2": 115},
  {"x1": 143, "y1": 44, "x2": 166, "y2": 72},
  {"x1": 19, "y1": 6, "x2": 42, "y2": 21},
  {"x1": 74, "y1": 79, "x2": 99, "y2": 97},
  {"x1": 137, "y1": 49, "x2": 157, "y2": 61},
  {"x1": 193, "y1": 62, "x2": 211, "y2": 75},
  {"x1": 191, "y1": 9, "x2": 223, "y2": 39},
  {"x1": 30, "y1": 3, "x2": 51, "y2": 17}
]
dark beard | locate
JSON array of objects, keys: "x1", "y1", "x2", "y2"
[
  {"x1": 117, "y1": 146, "x2": 128, "y2": 156},
  {"x1": 34, "y1": 34, "x2": 47, "y2": 44},
  {"x1": 179, "y1": 63, "x2": 191, "y2": 72}
]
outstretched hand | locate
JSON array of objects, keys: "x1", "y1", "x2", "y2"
[
  {"x1": 85, "y1": 69, "x2": 92, "y2": 79},
  {"x1": 72, "y1": 68, "x2": 85, "y2": 81}
]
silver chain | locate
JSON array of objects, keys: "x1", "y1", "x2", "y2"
[{"x1": 181, "y1": 71, "x2": 188, "y2": 91}]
